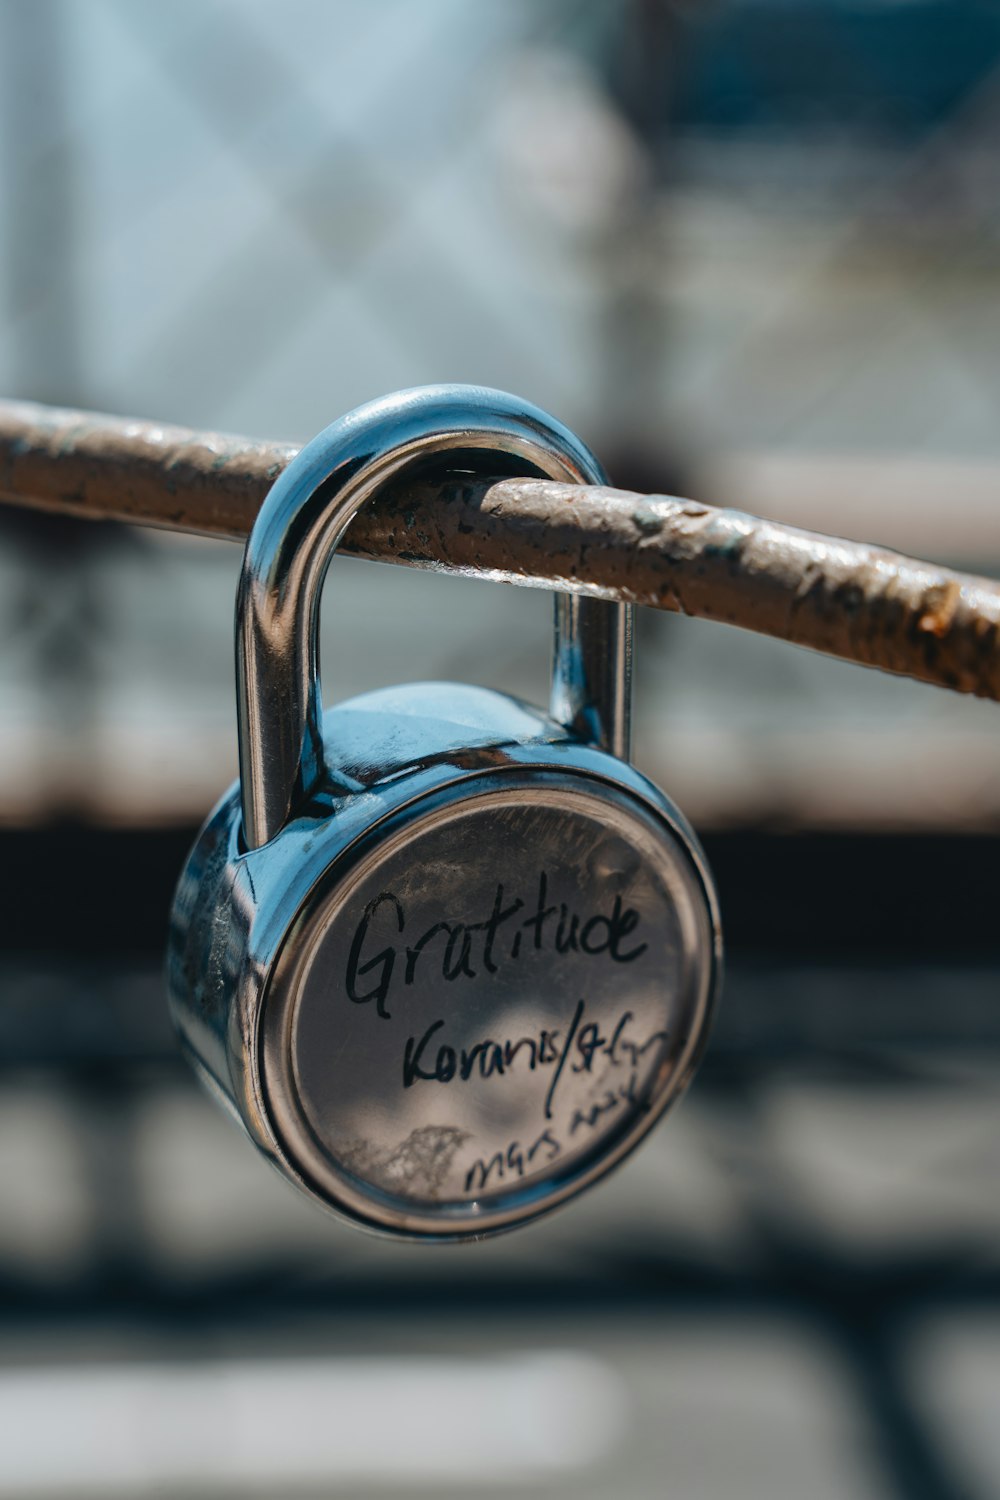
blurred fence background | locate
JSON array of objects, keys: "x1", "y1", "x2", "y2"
[{"x1": 1, "y1": 3, "x2": 999, "y2": 1498}]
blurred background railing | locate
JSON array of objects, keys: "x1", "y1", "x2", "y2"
[{"x1": 1, "y1": 4, "x2": 1000, "y2": 1499}]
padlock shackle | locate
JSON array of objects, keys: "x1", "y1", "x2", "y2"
[{"x1": 236, "y1": 385, "x2": 633, "y2": 849}]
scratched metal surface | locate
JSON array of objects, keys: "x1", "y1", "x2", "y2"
[{"x1": 271, "y1": 790, "x2": 711, "y2": 1218}]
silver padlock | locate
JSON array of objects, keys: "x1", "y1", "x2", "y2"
[{"x1": 167, "y1": 385, "x2": 721, "y2": 1240}]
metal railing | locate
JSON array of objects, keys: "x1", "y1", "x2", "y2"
[{"x1": 2, "y1": 396, "x2": 999, "y2": 704}]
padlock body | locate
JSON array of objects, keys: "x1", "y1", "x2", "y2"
[{"x1": 167, "y1": 682, "x2": 721, "y2": 1240}]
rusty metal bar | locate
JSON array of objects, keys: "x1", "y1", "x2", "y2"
[{"x1": 1, "y1": 397, "x2": 999, "y2": 703}]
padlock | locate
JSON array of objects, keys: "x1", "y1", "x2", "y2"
[{"x1": 167, "y1": 385, "x2": 721, "y2": 1240}]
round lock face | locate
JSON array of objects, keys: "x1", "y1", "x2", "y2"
[{"x1": 261, "y1": 780, "x2": 717, "y2": 1237}]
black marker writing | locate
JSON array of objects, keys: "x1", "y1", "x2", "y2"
[
  {"x1": 346, "y1": 872, "x2": 647, "y2": 1019},
  {"x1": 401, "y1": 1002, "x2": 668, "y2": 1109},
  {"x1": 464, "y1": 1128, "x2": 561, "y2": 1193}
]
